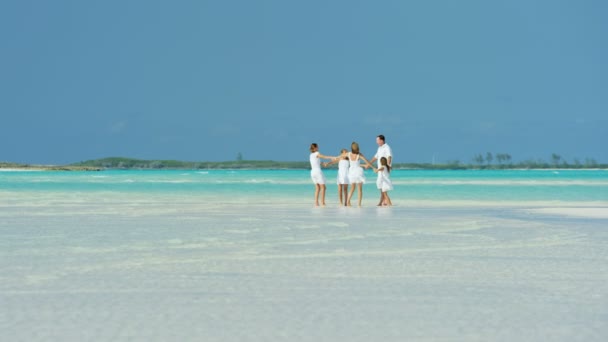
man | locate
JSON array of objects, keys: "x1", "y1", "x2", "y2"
[{"x1": 369, "y1": 134, "x2": 393, "y2": 205}]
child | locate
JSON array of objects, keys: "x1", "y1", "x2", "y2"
[
  {"x1": 309, "y1": 143, "x2": 336, "y2": 206},
  {"x1": 374, "y1": 157, "x2": 393, "y2": 206},
  {"x1": 324, "y1": 149, "x2": 350, "y2": 206}
]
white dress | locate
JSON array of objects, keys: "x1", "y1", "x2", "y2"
[
  {"x1": 309, "y1": 152, "x2": 326, "y2": 184},
  {"x1": 376, "y1": 167, "x2": 393, "y2": 192},
  {"x1": 348, "y1": 153, "x2": 366, "y2": 184},
  {"x1": 337, "y1": 159, "x2": 349, "y2": 184}
]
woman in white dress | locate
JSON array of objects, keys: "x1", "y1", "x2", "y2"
[
  {"x1": 346, "y1": 142, "x2": 373, "y2": 207},
  {"x1": 309, "y1": 143, "x2": 337, "y2": 206}
]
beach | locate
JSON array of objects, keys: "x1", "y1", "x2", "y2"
[{"x1": 1, "y1": 170, "x2": 607, "y2": 341}]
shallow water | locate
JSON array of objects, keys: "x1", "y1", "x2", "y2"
[
  {"x1": 1, "y1": 170, "x2": 607, "y2": 341},
  {"x1": 2, "y1": 169, "x2": 608, "y2": 201}
]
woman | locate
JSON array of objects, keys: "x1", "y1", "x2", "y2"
[
  {"x1": 309, "y1": 143, "x2": 336, "y2": 206},
  {"x1": 345, "y1": 142, "x2": 373, "y2": 206}
]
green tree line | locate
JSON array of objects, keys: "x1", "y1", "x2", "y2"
[
  {"x1": 71, "y1": 154, "x2": 606, "y2": 170},
  {"x1": 71, "y1": 157, "x2": 309, "y2": 169},
  {"x1": 468, "y1": 152, "x2": 601, "y2": 169},
  {"x1": 3, "y1": 154, "x2": 606, "y2": 171}
]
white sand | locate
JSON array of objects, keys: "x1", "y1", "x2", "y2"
[
  {"x1": 1, "y1": 192, "x2": 607, "y2": 341},
  {"x1": 525, "y1": 207, "x2": 608, "y2": 219}
]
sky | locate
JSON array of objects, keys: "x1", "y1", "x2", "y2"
[{"x1": 1, "y1": 0, "x2": 606, "y2": 164}]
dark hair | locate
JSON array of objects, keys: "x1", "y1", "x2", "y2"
[
  {"x1": 381, "y1": 157, "x2": 391, "y2": 172},
  {"x1": 377, "y1": 134, "x2": 386, "y2": 142},
  {"x1": 310, "y1": 143, "x2": 318, "y2": 152},
  {"x1": 340, "y1": 149, "x2": 349, "y2": 159}
]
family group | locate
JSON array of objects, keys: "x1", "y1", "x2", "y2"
[{"x1": 309, "y1": 134, "x2": 393, "y2": 207}]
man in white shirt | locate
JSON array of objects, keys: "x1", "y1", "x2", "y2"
[{"x1": 369, "y1": 134, "x2": 393, "y2": 205}]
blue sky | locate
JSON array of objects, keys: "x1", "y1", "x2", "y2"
[{"x1": 1, "y1": 0, "x2": 606, "y2": 164}]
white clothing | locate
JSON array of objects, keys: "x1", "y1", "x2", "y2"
[
  {"x1": 309, "y1": 152, "x2": 326, "y2": 184},
  {"x1": 376, "y1": 167, "x2": 393, "y2": 192},
  {"x1": 310, "y1": 151, "x2": 321, "y2": 170},
  {"x1": 337, "y1": 159, "x2": 349, "y2": 184},
  {"x1": 348, "y1": 152, "x2": 366, "y2": 184},
  {"x1": 311, "y1": 169, "x2": 326, "y2": 184},
  {"x1": 374, "y1": 143, "x2": 393, "y2": 167}
]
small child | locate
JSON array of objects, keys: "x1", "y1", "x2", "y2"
[
  {"x1": 325, "y1": 149, "x2": 350, "y2": 206},
  {"x1": 374, "y1": 157, "x2": 393, "y2": 206}
]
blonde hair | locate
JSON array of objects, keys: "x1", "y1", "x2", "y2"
[{"x1": 351, "y1": 142, "x2": 360, "y2": 154}]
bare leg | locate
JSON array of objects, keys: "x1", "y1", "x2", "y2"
[
  {"x1": 347, "y1": 183, "x2": 356, "y2": 206},
  {"x1": 384, "y1": 192, "x2": 392, "y2": 206},
  {"x1": 338, "y1": 185, "x2": 343, "y2": 205},
  {"x1": 342, "y1": 185, "x2": 349, "y2": 206},
  {"x1": 357, "y1": 183, "x2": 363, "y2": 206},
  {"x1": 320, "y1": 184, "x2": 327, "y2": 206},
  {"x1": 314, "y1": 184, "x2": 321, "y2": 206},
  {"x1": 380, "y1": 192, "x2": 392, "y2": 206},
  {"x1": 377, "y1": 190, "x2": 383, "y2": 206}
]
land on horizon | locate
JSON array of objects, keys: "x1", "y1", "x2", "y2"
[{"x1": 1, "y1": 156, "x2": 606, "y2": 171}]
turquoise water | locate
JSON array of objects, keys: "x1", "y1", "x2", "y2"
[
  {"x1": 2, "y1": 169, "x2": 607, "y2": 202},
  {"x1": 2, "y1": 168, "x2": 608, "y2": 341}
]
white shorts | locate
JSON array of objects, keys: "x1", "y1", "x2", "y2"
[{"x1": 311, "y1": 169, "x2": 326, "y2": 184}]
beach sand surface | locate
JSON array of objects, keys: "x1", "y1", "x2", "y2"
[{"x1": 1, "y1": 192, "x2": 607, "y2": 341}]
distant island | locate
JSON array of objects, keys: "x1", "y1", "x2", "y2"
[
  {"x1": 2, "y1": 155, "x2": 606, "y2": 171},
  {"x1": 0, "y1": 162, "x2": 103, "y2": 171}
]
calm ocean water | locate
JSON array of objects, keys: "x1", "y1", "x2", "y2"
[
  {"x1": 2, "y1": 168, "x2": 608, "y2": 341},
  {"x1": 2, "y1": 169, "x2": 607, "y2": 203}
]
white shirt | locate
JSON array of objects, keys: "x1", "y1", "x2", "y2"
[
  {"x1": 375, "y1": 144, "x2": 393, "y2": 167},
  {"x1": 309, "y1": 152, "x2": 321, "y2": 170}
]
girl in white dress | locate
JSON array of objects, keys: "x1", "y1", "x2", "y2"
[
  {"x1": 309, "y1": 143, "x2": 337, "y2": 206},
  {"x1": 374, "y1": 157, "x2": 393, "y2": 206},
  {"x1": 346, "y1": 142, "x2": 373, "y2": 207},
  {"x1": 325, "y1": 149, "x2": 350, "y2": 206}
]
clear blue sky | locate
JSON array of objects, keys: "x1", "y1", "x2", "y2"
[{"x1": 1, "y1": 0, "x2": 606, "y2": 164}]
